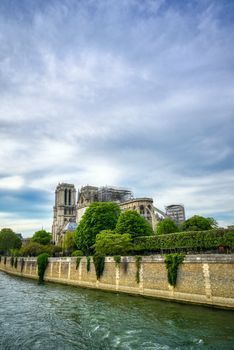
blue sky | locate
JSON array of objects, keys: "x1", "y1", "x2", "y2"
[{"x1": 0, "y1": 0, "x2": 233, "y2": 237}]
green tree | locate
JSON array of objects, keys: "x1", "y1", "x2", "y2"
[
  {"x1": 74, "y1": 202, "x2": 121, "y2": 254},
  {"x1": 63, "y1": 231, "x2": 77, "y2": 254},
  {"x1": 20, "y1": 241, "x2": 61, "y2": 257},
  {"x1": 207, "y1": 217, "x2": 218, "y2": 228},
  {"x1": 156, "y1": 218, "x2": 179, "y2": 235},
  {"x1": 181, "y1": 215, "x2": 212, "y2": 231},
  {"x1": 93, "y1": 230, "x2": 133, "y2": 256},
  {"x1": 115, "y1": 210, "x2": 153, "y2": 238},
  {"x1": 31, "y1": 229, "x2": 51, "y2": 245},
  {"x1": 0, "y1": 228, "x2": 22, "y2": 255}
]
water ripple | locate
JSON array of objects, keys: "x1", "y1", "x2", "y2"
[{"x1": 0, "y1": 272, "x2": 233, "y2": 350}]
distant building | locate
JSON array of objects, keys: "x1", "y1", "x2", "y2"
[
  {"x1": 52, "y1": 183, "x2": 77, "y2": 244},
  {"x1": 165, "y1": 204, "x2": 185, "y2": 226},
  {"x1": 52, "y1": 183, "x2": 161, "y2": 244}
]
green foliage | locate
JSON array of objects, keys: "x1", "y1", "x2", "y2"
[
  {"x1": 20, "y1": 258, "x2": 25, "y2": 272},
  {"x1": 134, "y1": 229, "x2": 234, "y2": 252},
  {"x1": 114, "y1": 255, "x2": 121, "y2": 266},
  {"x1": 10, "y1": 256, "x2": 14, "y2": 267},
  {"x1": 76, "y1": 257, "x2": 82, "y2": 270},
  {"x1": 0, "y1": 228, "x2": 22, "y2": 255},
  {"x1": 37, "y1": 253, "x2": 49, "y2": 283},
  {"x1": 207, "y1": 217, "x2": 218, "y2": 228},
  {"x1": 14, "y1": 257, "x2": 18, "y2": 269},
  {"x1": 115, "y1": 210, "x2": 153, "y2": 238},
  {"x1": 164, "y1": 253, "x2": 185, "y2": 287},
  {"x1": 19, "y1": 241, "x2": 61, "y2": 257},
  {"x1": 31, "y1": 230, "x2": 51, "y2": 245},
  {"x1": 93, "y1": 254, "x2": 105, "y2": 280},
  {"x1": 86, "y1": 256, "x2": 91, "y2": 272},
  {"x1": 63, "y1": 231, "x2": 77, "y2": 254},
  {"x1": 135, "y1": 256, "x2": 142, "y2": 284},
  {"x1": 93, "y1": 231, "x2": 133, "y2": 256},
  {"x1": 181, "y1": 215, "x2": 212, "y2": 231},
  {"x1": 74, "y1": 202, "x2": 120, "y2": 254},
  {"x1": 71, "y1": 250, "x2": 84, "y2": 257},
  {"x1": 156, "y1": 218, "x2": 179, "y2": 235}
]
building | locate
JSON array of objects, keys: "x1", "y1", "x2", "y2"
[
  {"x1": 52, "y1": 183, "x2": 184, "y2": 244},
  {"x1": 165, "y1": 204, "x2": 185, "y2": 226},
  {"x1": 52, "y1": 183, "x2": 77, "y2": 244}
]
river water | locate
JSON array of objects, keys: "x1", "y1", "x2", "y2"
[{"x1": 0, "y1": 271, "x2": 233, "y2": 350}]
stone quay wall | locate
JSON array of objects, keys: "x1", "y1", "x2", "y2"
[{"x1": 0, "y1": 254, "x2": 233, "y2": 309}]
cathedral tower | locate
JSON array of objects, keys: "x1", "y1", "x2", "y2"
[{"x1": 52, "y1": 183, "x2": 76, "y2": 244}]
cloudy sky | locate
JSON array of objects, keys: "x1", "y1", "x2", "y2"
[{"x1": 0, "y1": 0, "x2": 233, "y2": 237}]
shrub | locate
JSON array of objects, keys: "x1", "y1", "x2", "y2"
[
  {"x1": 134, "y1": 229, "x2": 234, "y2": 252},
  {"x1": 37, "y1": 253, "x2": 49, "y2": 283},
  {"x1": 71, "y1": 250, "x2": 84, "y2": 257},
  {"x1": 135, "y1": 256, "x2": 142, "y2": 284},
  {"x1": 86, "y1": 256, "x2": 91, "y2": 272},
  {"x1": 164, "y1": 253, "x2": 185, "y2": 287},
  {"x1": 114, "y1": 255, "x2": 121, "y2": 266},
  {"x1": 93, "y1": 231, "x2": 133, "y2": 256},
  {"x1": 20, "y1": 258, "x2": 25, "y2": 272},
  {"x1": 93, "y1": 254, "x2": 105, "y2": 280},
  {"x1": 76, "y1": 257, "x2": 82, "y2": 270}
]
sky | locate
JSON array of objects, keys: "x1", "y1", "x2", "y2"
[{"x1": 0, "y1": 0, "x2": 234, "y2": 237}]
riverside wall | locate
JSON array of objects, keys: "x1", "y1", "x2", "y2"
[{"x1": 0, "y1": 254, "x2": 234, "y2": 309}]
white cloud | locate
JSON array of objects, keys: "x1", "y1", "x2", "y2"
[{"x1": 0, "y1": 0, "x2": 233, "y2": 235}]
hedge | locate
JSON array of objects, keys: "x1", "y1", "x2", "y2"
[{"x1": 134, "y1": 229, "x2": 234, "y2": 252}]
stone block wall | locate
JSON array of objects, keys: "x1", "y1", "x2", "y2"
[{"x1": 0, "y1": 254, "x2": 233, "y2": 309}]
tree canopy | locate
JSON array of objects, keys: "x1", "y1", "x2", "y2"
[
  {"x1": 93, "y1": 230, "x2": 133, "y2": 256},
  {"x1": 63, "y1": 231, "x2": 77, "y2": 254},
  {"x1": 156, "y1": 218, "x2": 179, "y2": 235},
  {"x1": 181, "y1": 215, "x2": 212, "y2": 231},
  {"x1": 74, "y1": 202, "x2": 121, "y2": 254},
  {"x1": 115, "y1": 210, "x2": 153, "y2": 238},
  {"x1": 0, "y1": 228, "x2": 22, "y2": 255},
  {"x1": 31, "y1": 230, "x2": 52, "y2": 245}
]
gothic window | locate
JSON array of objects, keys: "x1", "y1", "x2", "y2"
[{"x1": 68, "y1": 189, "x2": 71, "y2": 205}]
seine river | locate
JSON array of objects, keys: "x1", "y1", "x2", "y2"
[{"x1": 0, "y1": 271, "x2": 233, "y2": 350}]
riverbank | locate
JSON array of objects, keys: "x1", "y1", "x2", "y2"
[{"x1": 0, "y1": 254, "x2": 233, "y2": 309}]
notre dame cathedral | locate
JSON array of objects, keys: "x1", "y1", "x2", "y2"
[{"x1": 52, "y1": 183, "x2": 185, "y2": 244}]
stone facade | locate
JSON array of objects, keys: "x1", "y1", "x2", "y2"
[
  {"x1": 52, "y1": 183, "x2": 77, "y2": 244},
  {"x1": 1, "y1": 254, "x2": 233, "y2": 309},
  {"x1": 52, "y1": 183, "x2": 160, "y2": 244}
]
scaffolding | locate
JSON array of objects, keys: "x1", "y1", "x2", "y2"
[{"x1": 97, "y1": 186, "x2": 133, "y2": 203}]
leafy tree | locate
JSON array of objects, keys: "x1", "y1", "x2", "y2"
[
  {"x1": 63, "y1": 231, "x2": 77, "y2": 254},
  {"x1": 156, "y1": 218, "x2": 179, "y2": 235},
  {"x1": 115, "y1": 210, "x2": 153, "y2": 238},
  {"x1": 0, "y1": 228, "x2": 22, "y2": 255},
  {"x1": 207, "y1": 217, "x2": 218, "y2": 228},
  {"x1": 31, "y1": 230, "x2": 51, "y2": 245},
  {"x1": 93, "y1": 231, "x2": 133, "y2": 256},
  {"x1": 20, "y1": 241, "x2": 61, "y2": 257},
  {"x1": 74, "y1": 202, "x2": 121, "y2": 254},
  {"x1": 181, "y1": 215, "x2": 212, "y2": 231}
]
